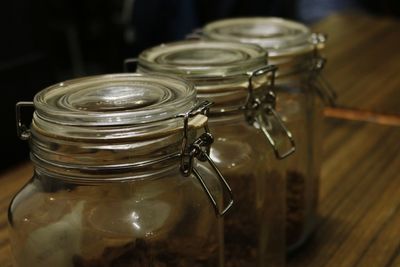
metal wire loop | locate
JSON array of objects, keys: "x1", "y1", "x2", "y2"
[
  {"x1": 246, "y1": 65, "x2": 277, "y2": 111},
  {"x1": 177, "y1": 100, "x2": 233, "y2": 216},
  {"x1": 310, "y1": 33, "x2": 337, "y2": 107},
  {"x1": 185, "y1": 28, "x2": 204, "y2": 40},
  {"x1": 192, "y1": 152, "x2": 234, "y2": 216},
  {"x1": 123, "y1": 58, "x2": 138, "y2": 72},
  {"x1": 311, "y1": 56, "x2": 337, "y2": 107},
  {"x1": 245, "y1": 65, "x2": 295, "y2": 159},
  {"x1": 259, "y1": 106, "x2": 296, "y2": 159},
  {"x1": 177, "y1": 100, "x2": 213, "y2": 176},
  {"x1": 16, "y1": 102, "x2": 34, "y2": 141}
]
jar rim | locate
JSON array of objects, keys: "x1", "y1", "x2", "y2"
[
  {"x1": 27, "y1": 73, "x2": 210, "y2": 178},
  {"x1": 138, "y1": 40, "x2": 273, "y2": 111},
  {"x1": 34, "y1": 73, "x2": 196, "y2": 127},
  {"x1": 202, "y1": 17, "x2": 315, "y2": 57},
  {"x1": 138, "y1": 40, "x2": 268, "y2": 78}
]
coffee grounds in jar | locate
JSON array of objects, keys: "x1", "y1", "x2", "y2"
[
  {"x1": 286, "y1": 171, "x2": 306, "y2": 247},
  {"x1": 224, "y1": 174, "x2": 258, "y2": 267},
  {"x1": 72, "y1": 238, "x2": 214, "y2": 267},
  {"x1": 224, "y1": 170, "x2": 285, "y2": 267}
]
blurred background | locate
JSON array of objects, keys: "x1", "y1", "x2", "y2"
[{"x1": 1, "y1": 0, "x2": 399, "y2": 169}]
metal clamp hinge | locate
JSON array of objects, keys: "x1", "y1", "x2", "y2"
[
  {"x1": 311, "y1": 32, "x2": 327, "y2": 49},
  {"x1": 311, "y1": 56, "x2": 337, "y2": 107},
  {"x1": 185, "y1": 28, "x2": 204, "y2": 40},
  {"x1": 178, "y1": 101, "x2": 233, "y2": 216},
  {"x1": 258, "y1": 104, "x2": 296, "y2": 159},
  {"x1": 16, "y1": 101, "x2": 34, "y2": 141},
  {"x1": 310, "y1": 32, "x2": 337, "y2": 106},
  {"x1": 245, "y1": 65, "x2": 296, "y2": 159}
]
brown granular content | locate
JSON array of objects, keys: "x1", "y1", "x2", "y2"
[
  {"x1": 73, "y1": 238, "x2": 213, "y2": 267},
  {"x1": 286, "y1": 171, "x2": 306, "y2": 247},
  {"x1": 223, "y1": 175, "x2": 258, "y2": 267},
  {"x1": 224, "y1": 170, "x2": 285, "y2": 267}
]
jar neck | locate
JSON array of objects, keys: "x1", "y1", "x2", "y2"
[
  {"x1": 205, "y1": 109, "x2": 245, "y2": 124},
  {"x1": 192, "y1": 71, "x2": 272, "y2": 114},
  {"x1": 30, "y1": 127, "x2": 198, "y2": 182},
  {"x1": 271, "y1": 52, "x2": 317, "y2": 79},
  {"x1": 32, "y1": 158, "x2": 181, "y2": 183}
]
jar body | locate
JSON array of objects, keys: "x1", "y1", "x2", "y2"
[
  {"x1": 8, "y1": 167, "x2": 222, "y2": 267},
  {"x1": 205, "y1": 113, "x2": 285, "y2": 267},
  {"x1": 198, "y1": 16, "x2": 327, "y2": 251},
  {"x1": 275, "y1": 72, "x2": 324, "y2": 251}
]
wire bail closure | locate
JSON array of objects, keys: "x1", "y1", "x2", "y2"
[
  {"x1": 185, "y1": 28, "x2": 204, "y2": 40},
  {"x1": 245, "y1": 65, "x2": 296, "y2": 160},
  {"x1": 177, "y1": 101, "x2": 234, "y2": 216},
  {"x1": 16, "y1": 98, "x2": 232, "y2": 215},
  {"x1": 16, "y1": 101, "x2": 34, "y2": 141},
  {"x1": 123, "y1": 58, "x2": 138, "y2": 72},
  {"x1": 310, "y1": 33, "x2": 337, "y2": 107}
]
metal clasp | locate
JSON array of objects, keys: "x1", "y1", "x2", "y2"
[
  {"x1": 245, "y1": 65, "x2": 296, "y2": 159},
  {"x1": 123, "y1": 58, "x2": 138, "y2": 72},
  {"x1": 16, "y1": 101, "x2": 34, "y2": 141},
  {"x1": 178, "y1": 101, "x2": 234, "y2": 216},
  {"x1": 257, "y1": 92, "x2": 296, "y2": 159},
  {"x1": 310, "y1": 32, "x2": 337, "y2": 107},
  {"x1": 185, "y1": 28, "x2": 204, "y2": 40},
  {"x1": 310, "y1": 32, "x2": 327, "y2": 50},
  {"x1": 309, "y1": 56, "x2": 337, "y2": 106}
]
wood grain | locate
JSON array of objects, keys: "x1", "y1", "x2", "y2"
[
  {"x1": 288, "y1": 119, "x2": 400, "y2": 267},
  {"x1": 313, "y1": 11, "x2": 400, "y2": 115},
  {"x1": 286, "y1": 12, "x2": 400, "y2": 267},
  {"x1": 0, "y1": 162, "x2": 32, "y2": 267}
]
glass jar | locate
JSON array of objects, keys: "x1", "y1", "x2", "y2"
[
  {"x1": 9, "y1": 73, "x2": 233, "y2": 267},
  {"x1": 136, "y1": 40, "x2": 295, "y2": 267},
  {"x1": 201, "y1": 17, "x2": 336, "y2": 251}
]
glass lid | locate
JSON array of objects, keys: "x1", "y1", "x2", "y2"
[
  {"x1": 138, "y1": 40, "x2": 267, "y2": 77},
  {"x1": 34, "y1": 73, "x2": 196, "y2": 126},
  {"x1": 202, "y1": 17, "x2": 314, "y2": 56}
]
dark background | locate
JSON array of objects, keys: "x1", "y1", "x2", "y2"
[{"x1": 0, "y1": 0, "x2": 399, "y2": 169}]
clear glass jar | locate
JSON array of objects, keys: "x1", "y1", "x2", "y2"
[
  {"x1": 201, "y1": 17, "x2": 336, "y2": 251},
  {"x1": 9, "y1": 73, "x2": 232, "y2": 267},
  {"x1": 136, "y1": 40, "x2": 295, "y2": 267}
]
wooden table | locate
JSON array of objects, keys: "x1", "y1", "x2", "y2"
[
  {"x1": 1, "y1": 11, "x2": 400, "y2": 267},
  {"x1": 288, "y1": 11, "x2": 400, "y2": 267}
]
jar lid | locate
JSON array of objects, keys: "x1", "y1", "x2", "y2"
[
  {"x1": 202, "y1": 17, "x2": 314, "y2": 57},
  {"x1": 138, "y1": 41, "x2": 271, "y2": 112},
  {"x1": 34, "y1": 73, "x2": 196, "y2": 127},
  {"x1": 22, "y1": 73, "x2": 212, "y2": 179},
  {"x1": 138, "y1": 40, "x2": 267, "y2": 78}
]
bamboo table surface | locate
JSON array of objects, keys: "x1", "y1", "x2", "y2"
[{"x1": 1, "y1": 11, "x2": 400, "y2": 267}]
